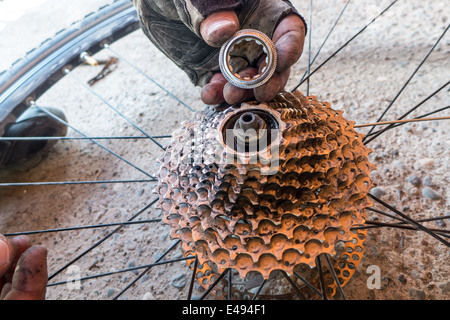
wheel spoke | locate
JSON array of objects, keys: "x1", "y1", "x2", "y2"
[
  {"x1": 323, "y1": 254, "x2": 345, "y2": 300},
  {"x1": 0, "y1": 135, "x2": 171, "y2": 141},
  {"x1": 297, "y1": 0, "x2": 351, "y2": 86},
  {"x1": 355, "y1": 115, "x2": 450, "y2": 129},
  {"x1": 291, "y1": 0, "x2": 399, "y2": 91},
  {"x1": 63, "y1": 69, "x2": 166, "y2": 151},
  {"x1": 4, "y1": 219, "x2": 161, "y2": 237},
  {"x1": 305, "y1": 0, "x2": 313, "y2": 96},
  {"x1": 364, "y1": 24, "x2": 450, "y2": 138},
  {"x1": 0, "y1": 179, "x2": 156, "y2": 187},
  {"x1": 368, "y1": 207, "x2": 450, "y2": 226},
  {"x1": 369, "y1": 194, "x2": 450, "y2": 246},
  {"x1": 199, "y1": 268, "x2": 230, "y2": 300},
  {"x1": 293, "y1": 271, "x2": 324, "y2": 299},
  {"x1": 368, "y1": 206, "x2": 407, "y2": 222},
  {"x1": 363, "y1": 80, "x2": 449, "y2": 138},
  {"x1": 356, "y1": 210, "x2": 450, "y2": 238},
  {"x1": 227, "y1": 268, "x2": 233, "y2": 300},
  {"x1": 47, "y1": 199, "x2": 158, "y2": 281},
  {"x1": 113, "y1": 239, "x2": 181, "y2": 300},
  {"x1": 366, "y1": 105, "x2": 450, "y2": 138},
  {"x1": 31, "y1": 103, "x2": 156, "y2": 179},
  {"x1": 104, "y1": 44, "x2": 195, "y2": 113},
  {"x1": 47, "y1": 256, "x2": 193, "y2": 287},
  {"x1": 251, "y1": 279, "x2": 267, "y2": 300},
  {"x1": 356, "y1": 221, "x2": 450, "y2": 238},
  {"x1": 281, "y1": 270, "x2": 306, "y2": 300},
  {"x1": 315, "y1": 255, "x2": 328, "y2": 300},
  {"x1": 187, "y1": 256, "x2": 199, "y2": 300}
]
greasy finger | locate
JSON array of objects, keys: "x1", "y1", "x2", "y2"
[
  {"x1": 2, "y1": 236, "x2": 32, "y2": 282},
  {"x1": 201, "y1": 73, "x2": 228, "y2": 105},
  {"x1": 224, "y1": 83, "x2": 254, "y2": 105},
  {"x1": 223, "y1": 67, "x2": 259, "y2": 104},
  {"x1": 4, "y1": 246, "x2": 48, "y2": 300},
  {"x1": 272, "y1": 14, "x2": 306, "y2": 73},
  {"x1": 254, "y1": 68, "x2": 290, "y2": 102},
  {"x1": 254, "y1": 73, "x2": 283, "y2": 102},
  {"x1": 200, "y1": 10, "x2": 240, "y2": 47}
]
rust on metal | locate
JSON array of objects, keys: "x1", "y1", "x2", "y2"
[{"x1": 156, "y1": 91, "x2": 376, "y2": 298}]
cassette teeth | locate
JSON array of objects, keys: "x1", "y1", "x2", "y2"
[{"x1": 156, "y1": 91, "x2": 375, "y2": 293}]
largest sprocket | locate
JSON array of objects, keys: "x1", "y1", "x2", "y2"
[{"x1": 156, "y1": 90, "x2": 376, "y2": 297}]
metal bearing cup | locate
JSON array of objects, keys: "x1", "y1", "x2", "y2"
[{"x1": 219, "y1": 29, "x2": 277, "y2": 90}]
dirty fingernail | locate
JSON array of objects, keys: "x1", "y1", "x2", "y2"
[
  {"x1": 204, "y1": 20, "x2": 238, "y2": 46},
  {"x1": 201, "y1": 11, "x2": 239, "y2": 47}
]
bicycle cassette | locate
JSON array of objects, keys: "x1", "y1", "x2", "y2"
[{"x1": 156, "y1": 91, "x2": 376, "y2": 284}]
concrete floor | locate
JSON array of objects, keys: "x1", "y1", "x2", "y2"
[
  {"x1": 0, "y1": 0, "x2": 448, "y2": 300},
  {"x1": 0, "y1": 0, "x2": 112, "y2": 72}
]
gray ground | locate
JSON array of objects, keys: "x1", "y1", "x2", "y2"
[{"x1": 0, "y1": 0, "x2": 448, "y2": 300}]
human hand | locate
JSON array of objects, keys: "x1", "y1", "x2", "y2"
[
  {"x1": 134, "y1": 0, "x2": 306, "y2": 106},
  {"x1": 200, "y1": 11, "x2": 306, "y2": 105},
  {"x1": 0, "y1": 234, "x2": 48, "y2": 300}
]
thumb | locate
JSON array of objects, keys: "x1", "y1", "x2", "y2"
[
  {"x1": 200, "y1": 10, "x2": 240, "y2": 47},
  {"x1": 3, "y1": 246, "x2": 48, "y2": 300}
]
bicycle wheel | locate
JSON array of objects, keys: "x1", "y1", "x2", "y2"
[{"x1": 0, "y1": 0, "x2": 448, "y2": 300}]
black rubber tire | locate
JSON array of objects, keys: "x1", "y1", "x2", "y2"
[{"x1": 0, "y1": 0, "x2": 140, "y2": 135}]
